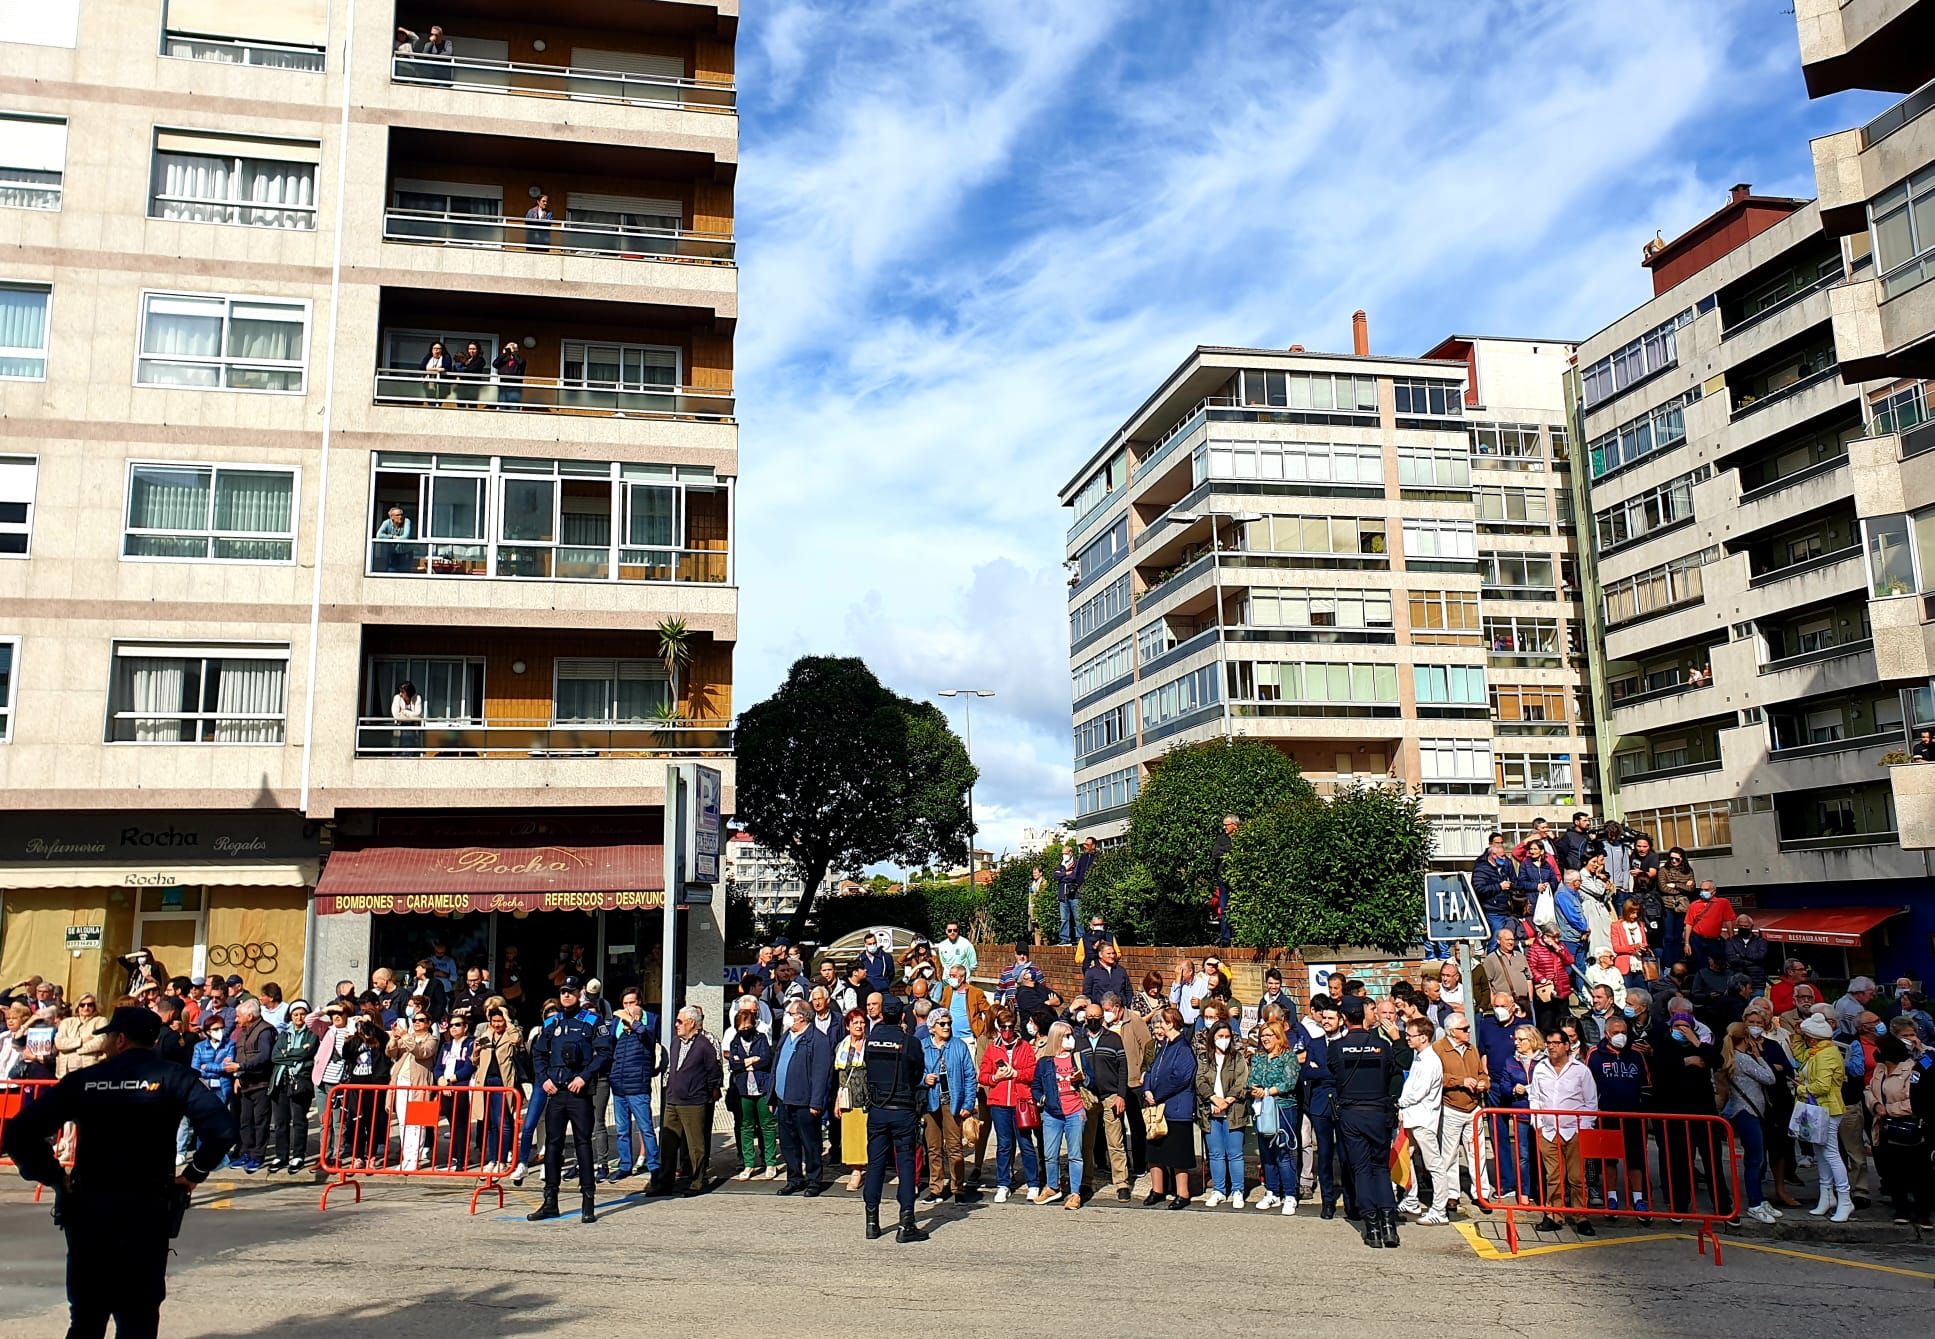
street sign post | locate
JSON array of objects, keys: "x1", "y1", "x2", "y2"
[{"x1": 1425, "y1": 872, "x2": 1488, "y2": 942}]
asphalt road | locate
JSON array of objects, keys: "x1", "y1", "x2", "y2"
[{"x1": 3, "y1": 1170, "x2": 1931, "y2": 1337}]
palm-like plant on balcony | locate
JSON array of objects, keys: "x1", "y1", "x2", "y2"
[{"x1": 657, "y1": 616, "x2": 692, "y2": 697}]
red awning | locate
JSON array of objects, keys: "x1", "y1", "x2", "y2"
[
  {"x1": 1754, "y1": 906, "x2": 1905, "y2": 947},
  {"x1": 315, "y1": 841, "x2": 664, "y2": 915}
]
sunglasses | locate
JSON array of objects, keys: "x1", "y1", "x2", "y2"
[{"x1": 78, "y1": 1001, "x2": 97, "y2": 1009}]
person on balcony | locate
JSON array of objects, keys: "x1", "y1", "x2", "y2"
[
  {"x1": 1913, "y1": 728, "x2": 1935, "y2": 762},
  {"x1": 492, "y1": 341, "x2": 527, "y2": 407},
  {"x1": 391, "y1": 680, "x2": 424, "y2": 757},
  {"x1": 397, "y1": 25, "x2": 455, "y2": 83},
  {"x1": 523, "y1": 194, "x2": 554, "y2": 252},
  {"x1": 453, "y1": 341, "x2": 488, "y2": 407},
  {"x1": 375, "y1": 504, "x2": 414, "y2": 572},
  {"x1": 419, "y1": 340, "x2": 453, "y2": 403}
]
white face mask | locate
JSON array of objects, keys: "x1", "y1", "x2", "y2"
[
  {"x1": 1102, "y1": 1011, "x2": 1117, "y2": 1025},
  {"x1": 1748, "y1": 1026, "x2": 1765, "y2": 1039},
  {"x1": 209, "y1": 1030, "x2": 225, "y2": 1041},
  {"x1": 1494, "y1": 1007, "x2": 1512, "y2": 1023},
  {"x1": 1060, "y1": 1037, "x2": 1076, "y2": 1052},
  {"x1": 1608, "y1": 1033, "x2": 1628, "y2": 1050},
  {"x1": 1214, "y1": 1036, "x2": 1230, "y2": 1052}
]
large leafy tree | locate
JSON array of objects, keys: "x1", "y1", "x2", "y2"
[
  {"x1": 1224, "y1": 783, "x2": 1432, "y2": 952},
  {"x1": 734, "y1": 657, "x2": 976, "y2": 939},
  {"x1": 1127, "y1": 737, "x2": 1316, "y2": 918}
]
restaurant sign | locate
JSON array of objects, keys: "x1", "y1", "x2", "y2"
[{"x1": 317, "y1": 889, "x2": 667, "y2": 916}]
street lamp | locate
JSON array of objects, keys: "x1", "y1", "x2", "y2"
[
  {"x1": 937, "y1": 689, "x2": 996, "y2": 879},
  {"x1": 1167, "y1": 510, "x2": 1262, "y2": 738}
]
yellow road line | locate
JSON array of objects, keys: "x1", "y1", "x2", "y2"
[
  {"x1": 1453, "y1": 1220, "x2": 1676, "y2": 1259},
  {"x1": 1722, "y1": 1237, "x2": 1935, "y2": 1281},
  {"x1": 201, "y1": 1196, "x2": 234, "y2": 1210}
]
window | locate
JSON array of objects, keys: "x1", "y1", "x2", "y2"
[
  {"x1": 1479, "y1": 553, "x2": 1556, "y2": 593},
  {"x1": 1586, "y1": 389, "x2": 1699, "y2": 478},
  {"x1": 1074, "y1": 703, "x2": 1132, "y2": 760},
  {"x1": 1474, "y1": 486, "x2": 1550, "y2": 525},
  {"x1": 1, "y1": 0, "x2": 78, "y2": 48},
  {"x1": 1872, "y1": 163, "x2": 1935, "y2": 300},
  {"x1": 1430, "y1": 817, "x2": 1495, "y2": 860},
  {"x1": 137, "y1": 292, "x2": 309, "y2": 392},
  {"x1": 1075, "y1": 764, "x2": 1138, "y2": 817},
  {"x1": 1139, "y1": 664, "x2": 1220, "y2": 728},
  {"x1": 562, "y1": 341, "x2": 678, "y2": 391},
  {"x1": 1136, "y1": 620, "x2": 1175, "y2": 665},
  {"x1": 554, "y1": 659, "x2": 670, "y2": 724},
  {"x1": 1496, "y1": 751, "x2": 1572, "y2": 793},
  {"x1": 1074, "y1": 516, "x2": 1128, "y2": 585},
  {"x1": 366, "y1": 657, "x2": 483, "y2": 725},
  {"x1": 107, "y1": 642, "x2": 289, "y2": 743},
  {"x1": 1068, "y1": 449, "x2": 1127, "y2": 531},
  {"x1": 1420, "y1": 739, "x2": 1493, "y2": 785},
  {"x1": 161, "y1": 0, "x2": 327, "y2": 70},
  {"x1": 1240, "y1": 513, "x2": 1387, "y2": 559},
  {"x1": 0, "y1": 455, "x2": 34, "y2": 556},
  {"x1": 1413, "y1": 664, "x2": 1487, "y2": 706},
  {"x1": 0, "y1": 113, "x2": 65, "y2": 210},
  {"x1": 1235, "y1": 369, "x2": 1378, "y2": 414},
  {"x1": 122, "y1": 463, "x2": 296, "y2": 562},
  {"x1": 1071, "y1": 574, "x2": 1131, "y2": 643},
  {"x1": 1870, "y1": 382, "x2": 1932, "y2": 437},
  {"x1": 1401, "y1": 519, "x2": 1478, "y2": 561},
  {"x1": 150, "y1": 130, "x2": 319, "y2": 230},
  {"x1": 1409, "y1": 590, "x2": 1481, "y2": 644},
  {"x1": 1397, "y1": 444, "x2": 1471, "y2": 489},
  {"x1": 1624, "y1": 802, "x2": 1731, "y2": 853},
  {"x1": 1863, "y1": 514, "x2": 1916, "y2": 597},
  {"x1": 1227, "y1": 660, "x2": 1398, "y2": 706},
  {"x1": 0, "y1": 282, "x2": 48, "y2": 379},
  {"x1": 1197, "y1": 439, "x2": 1382, "y2": 486},
  {"x1": 1072, "y1": 636, "x2": 1132, "y2": 699},
  {"x1": 1491, "y1": 683, "x2": 1568, "y2": 724},
  {"x1": 1471, "y1": 422, "x2": 1544, "y2": 462},
  {"x1": 0, "y1": 635, "x2": 12, "y2": 741},
  {"x1": 1581, "y1": 310, "x2": 1692, "y2": 408},
  {"x1": 1594, "y1": 466, "x2": 1708, "y2": 550},
  {"x1": 1484, "y1": 615, "x2": 1559, "y2": 655},
  {"x1": 1392, "y1": 378, "x2": 1465, "y2": 417},
  {"x1": 1603, "y1": 549, "x2": 1716, "y2": 626},
  {"x1": 1244, "y1": 588, "x2": 1393, "y2": 632}
]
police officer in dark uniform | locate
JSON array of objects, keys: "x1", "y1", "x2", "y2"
[
  {"x1": 860, "y1": 994, "x2": 927, "y2": 1243},
  {"x1": 1326, "y1": 994, "x2": 1402, "y2": 1249},
  {"x1": 3, "y1": 1005, "x2": 237, "y2": 1339},
  {"x1": 527, "y1": 975, "x2": 612, "y2": 1224}
]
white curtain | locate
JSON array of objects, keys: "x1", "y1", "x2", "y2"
[
  {"x1": 139, "y1": 297, "x2": 222, "y2": 387},
  {"x1": 212, "y1": 660, "x2": 285, "y2": 742},
  {"x1": 126, "y1": 467, "x2": 210, "y2": 557},
  {"x1": 155, "y1": 153, "x2": 233, "y2": 223},
  {"x1": 224, "y1": 304, "x2": 304, "y2": 389},
  {"x1": 213, "y1": 470, "x2": 293, "y2": 559},
  {"x1": 119, "y1": 658, "x2": 188, "y2": 742},
  {"x1": 0, "y1": 286, "x2": 48, "y2": 376}
]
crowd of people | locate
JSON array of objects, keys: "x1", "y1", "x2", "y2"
[{"x1": 4, "y1": 892, "x2": 1930, "y2": 1239}]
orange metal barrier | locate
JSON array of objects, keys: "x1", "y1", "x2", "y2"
[
  {"x1": 0, "y1": 1079, "x2": 63, "y2": 1201},
  {"x1": 1471, "y1": 1107, "x2": 1741, "y2": 1263},
  {"x1": 318, "y1": 1083, "x2": 524, "y2": 1214}
]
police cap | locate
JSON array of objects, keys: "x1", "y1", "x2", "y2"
[
  {"x1": 559, "y1": 975, "x2": 585, "y2": 992},
  {"x1": 1339, "y1": 995, "x2": 1367, "y2": 1025},
  {"x1": 878, "y1": 995, "x2": 904, "y2": 1022},
  {"x1": 97, "y1": 1005, "x2": 161, "y2": 1045}
]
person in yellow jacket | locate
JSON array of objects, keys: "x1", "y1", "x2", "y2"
[{"x1": 1793, "y1": 1014, "x2": 1852, "y2": 1221}]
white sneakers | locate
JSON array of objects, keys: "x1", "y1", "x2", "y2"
[
  {"x1": 1396, "y1": 1195, "x2": 1424, "y2": 1215},
  {"x1": 1253, "y1": 1192, "x2": 1281, "y2": 1210},
  {"x1": 1025, "y1": 1187, "x2": 1041, "y2": 1203},
  {"x1": 1281, "y1": 1197, "x2": 1297, "y2": 1216},
  {"x1": 1417, "y1": 1208, "x2": 1450, "y2": 1225},
  {"x1": 1746, "y1": 1203, "x2": 1779, "y2": 1225},
  {"x1": 994, "y1": 1186, "x2": 1010, "y2": 1204},
  {"x1": 509, "y1": 1162, "x2": 526, "y2": 1185},
  {"x1": 1227, "y1": 1191, "x2": 1245, "y2": 1210},
  {"x1": 1202, "y1": 1191, "x2": 1224, "y2": 1208}
]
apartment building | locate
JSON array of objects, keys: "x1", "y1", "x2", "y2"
[
  {"x1": 1058, "y1": 323, "x2": 1591, "y2": 866},
  {"x1": 1778, "y1": 0, "x2": 1935, "y2": 976},
  {"x1": 725, "y1": 831, "x2": 837, "y2": 927},
  {"x1": 1574, "y1": 173, "x2": 1934, "y2": 980},
  {"x1": 0, "y1": 0, "x2": 739, "y2": 1025}
]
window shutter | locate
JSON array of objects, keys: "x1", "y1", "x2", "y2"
[{"x1": 569, "y1": 49, "x2": 685, "y2": 80}]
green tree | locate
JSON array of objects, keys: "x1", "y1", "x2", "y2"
[
  {"x1": 735, "y1": 656, "x2": 977, "y2": 940},
  {"x1": 1128, "y1": 738, "x2": 1316, "y2": 921},
  {"x1": 1224, "y1": 783, "x2": 1432, "y2": 952}
]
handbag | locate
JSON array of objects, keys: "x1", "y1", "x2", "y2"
[
  {"x1": 1788, "y1": 1096, "x2": 1831, "y2": 1145},
  {"x1": 1255, "y1": 1092, "x2": 1281, "y2": 1139},
  {"x1": 1142, "y1": 1104, "x2": 1169, "y2": 1140},
  {"x1": 1014, "y1": 1091, "x2": 1040, "y2": 1131},
  {"x1": 1640, "y1": 953, "x2": 1661, "y2": 983},
  {"x1": 1877, "y1": 1115, "x2": 1924, "y2": 1147}
]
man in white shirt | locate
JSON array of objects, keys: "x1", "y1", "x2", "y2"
[
  {"x1": 1395, "y1": 1018, "x2": 1448, "y2": 1223},
  {"x1": 935, "y1": 923, "x2": 978, "y2": 979},
  {"x1": 1168, "y1": 959, "x2": 1208, "y2": 1029},
  {"x1": 1526, "y1": 1026, "x2": 1598, "y2": 1235}
]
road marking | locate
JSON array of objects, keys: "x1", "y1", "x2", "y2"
[
  {"x1": 1454, "y1": 1220, "x2": 1668, "y2": 1259},
  {"x1": 202, "y1": 1196, "x2": 234, "y2": 1210},
  {"x1": 1722, "y1": 1237, "x2": 1935, "y2": 1281}
]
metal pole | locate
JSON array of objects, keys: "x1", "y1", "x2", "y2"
[
  {"x1": 661, "y1": 766, "x2": 685, "y2": 1061},
  {"x1": 963, "y1": 695, "x2": 976, "y2": 875},
  {"x1": 1213, "y1": 518, "x2": 1230, "y2": 739}
]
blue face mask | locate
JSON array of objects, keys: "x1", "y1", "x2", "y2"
[
  {"x1": 1875, "y1": 1021, "x2": 1888, "y2": 1037},
  {"x1": 1621, "y1": 1007, "x2": 1637, "y2": 1019}
]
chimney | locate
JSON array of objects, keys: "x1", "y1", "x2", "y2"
[
  {"x1": 1351, "y1": 309, "x2": 1369, "y2": 356},
  {"x1": 1729, "y1": 183, "x2": 1752, "y2": 203}
]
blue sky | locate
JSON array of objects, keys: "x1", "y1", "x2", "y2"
[{"x1": 727, "y1": 0, "x2": 1888, "y2": 861}]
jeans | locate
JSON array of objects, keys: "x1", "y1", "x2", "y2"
[
  {"x1": 1204, "y1": 1117, "x2": 1244, "y2": 1197},
  {"x1": 1311, "y1": 1109, "x2": 1347, "y2": 1210},
  {"x1": 1486, "y1": 912, "x2": 1514, "y2": 942},
  {"x1": 517, "y1": 1083, "x2": 549, "y2": 1167},
  {"x1": 1058, "y1": 900, "x2": 1080, "y2": 945},
  {"x1": 1422, "y1": 938, "x2": 1452, "y2": 962},
  {"x1": 1041, "y1": 1108, "x2": 1085, "y2": 1193},
  {"x1": 478, "y1": 1090, "x2": 516, "y2": 1167},
  {"x1": 1257, "y1": 1125, "x2": 1299, "y2": 1198},
  {"x1": 1561, "y1": 937, "x2": 1590, "y2": 998},
  {"x1": 989, "y1": 1104, "x2": 1041, "y2": 1189},
  {"x1": 1489, "y1": 1112, "x2": 1536, "y2": 1198},
  {"x1": 1730, "y1": 1108, "x2": 1766, "y2": 1207},
  {"x1": 612, "y1": 1092, "x2": 659, "y2": 1173},
  {"x1": 778, "y1": 1100, "x2": 824, "y2": 1187}
]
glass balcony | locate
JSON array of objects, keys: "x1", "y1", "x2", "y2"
[
  {"x1": 368, "y1": 538, "x2": 727, "y2": 583},
  {"x1": 372, "y1": 370, "x2": 732, "y2": 420},
  {"x1": 390, "y1": 51, "x2": 735, "y2": 111},
  {"x1": 354, "y1": 718, "x2": 732, "y2": 758},
  {"x1": 382, "y1": 209, "x2": 733, "y2": 263}
]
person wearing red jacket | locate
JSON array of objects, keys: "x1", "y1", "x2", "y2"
[
  {"x1": 1526, "y1": 925, "x2": 1577, "y2": 1034},
  {"x1": 978, "y1": 1006, "x2": 1041, "y2": 1202}
]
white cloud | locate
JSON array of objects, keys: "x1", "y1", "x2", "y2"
[{"x1": 732, "y1": 0, "x2": 1844, "y2": 839}]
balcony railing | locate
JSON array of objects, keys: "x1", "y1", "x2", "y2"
[
  {"x1": 1769, "y1": 729, "x2": 1898, "y2": 761},
  {"x1": 1729, "y1": 365, "x2": 1839, "y2": 420},
  {"x1": 0, "y1": 175, "x2": 62, "y2": 211},
  {"x1": 1759, "y1": 637, "x2": 1873, "y2": 674},
  {"x1": 162, "y1": 32, "x2": 325, "y2": 72},
  {"x1": 390, "y1": 53, "x2": 736, "y2": 112},
  {"x1": 1738, "y1": 452, "x2": 1847, "y2": 505},
  {"x1": 1903, "y1": 420, "x2": 1935, "y2": 461},
  {"x1": 1862, "y1": 76, "x2": 1935, "y2": 149},
  {"x1": 373, "y1": 371, "x2": 733, "y2": 420},
  {"x1": 1777, "y1": 829, "x2": 1900, "y2": 851},
  {"x1": 1610, "y1": 679, "x2": 1711, "y2": 711},
  {"x1": 355, "y1": 718, "x2": 732, "y2": 758},
  {"x1": 369, "y1": 539, "x2": 727, "y2": 584},
  {"x1": 1720, "y1": 268, "x2": 1843, "y2": 341},
  {"x1": 382, "y1": 209, "x2": 734, "y2": 263},
  {"x1": 1747, "y1": 543, "x2": 1861, "y2": 589},
  {"x1": 1617, "y1": 757, "x2": 1723, "y2": 785}
]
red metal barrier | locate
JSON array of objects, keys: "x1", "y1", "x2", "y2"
[
  {"x1": 0, "y1": 1080, "x2": 64, "y2": 1201},
  {"x1": 318, "y1": 1083, "x2": 524, "y2": 1213},
  {"x1": 1471, "y1": 1107, "x2": 1742, "y2": 1263}
]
